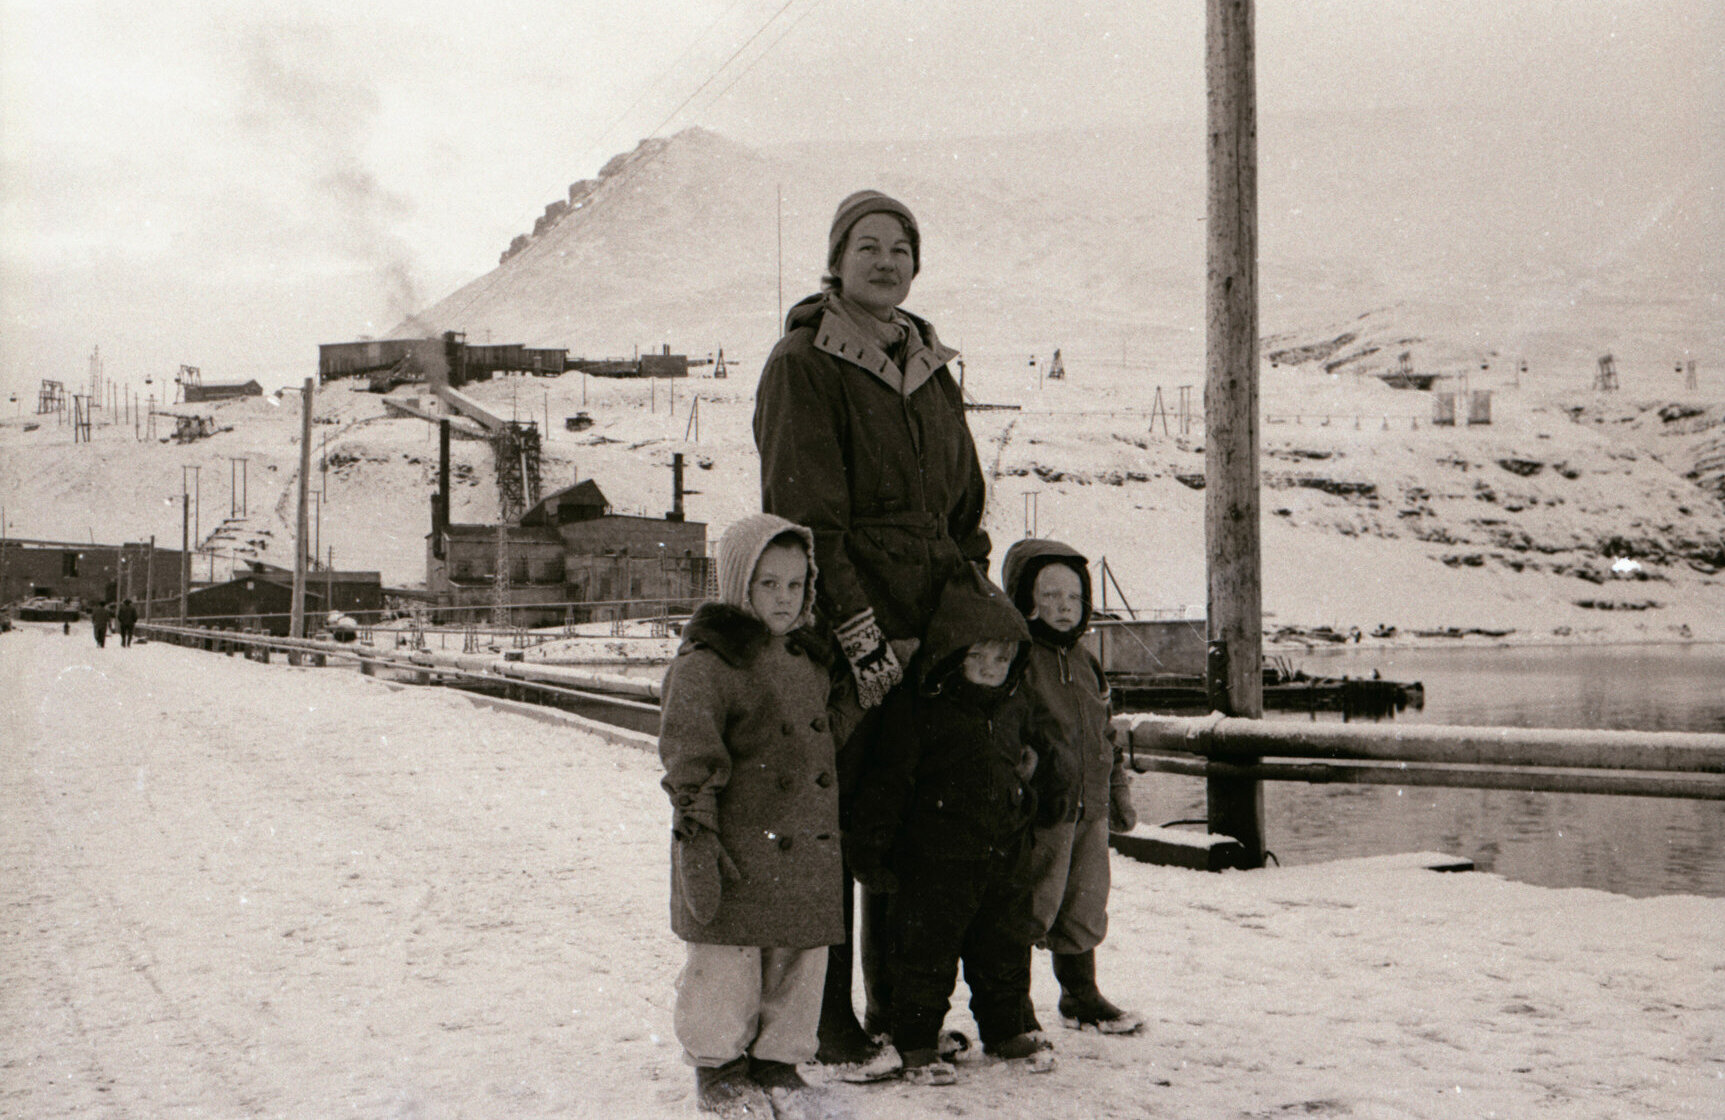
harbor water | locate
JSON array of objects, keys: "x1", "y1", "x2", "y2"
[{"x1": 1130, "y1": 642, "x2": 1725, "y2": 898}]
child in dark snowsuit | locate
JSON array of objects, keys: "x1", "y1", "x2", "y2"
[
  {"x1": 846, "y1": 568, "x2": 1070, "y2": 1084},
  {"x1": 1002, "y1": 538, "x2": 1145, "y2": 1035},
  {"x1": 659, "y1": 513, "x2": 848, "y2": 1117}
]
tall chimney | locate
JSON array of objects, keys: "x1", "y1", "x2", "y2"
[
  {"x1": 433, "y1": 418, "x2": 451, "y2": 557},
  {"x1": 668, "y1": 452, "x2": 685, "y2": 522}
]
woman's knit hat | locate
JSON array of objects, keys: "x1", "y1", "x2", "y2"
[
  {"x1": 827, "y1": 189, "x2": 920, "y2": 276},
  {"x1": 716, "y1": 512, "x2": 819, "y2": 629}
]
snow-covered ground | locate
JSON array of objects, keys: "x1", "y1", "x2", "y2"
[{"x1": 4, "y1": 626, "x2": 1720, "y2": 1119}]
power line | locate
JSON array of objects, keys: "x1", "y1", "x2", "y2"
[
  {"x1": 580, "y1": 0, "x2": 754, "y2": 173},
  {"x1": 430, "y1": 0, "x2": 815, "y2": 331},
  {"x1": 696, "y1": 0, "x2": 829, "y2": 113},
  {"x1": 455, "y1": 0, "x2": 772, "y2": 305},
  {"x1": 641, "y1": 0, "x2": 802, "y2": 141}
]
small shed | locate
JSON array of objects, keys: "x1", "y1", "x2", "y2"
[
  {"x1": 184, "y1": 577, "x2": 324, "y2": 636},
  {"x1": 1433, "y1": 390, "x2": 1492, "y2": 427},
  {"x1": 238, "y1": 561, "x2": 386, "y2": 620},
  {"x1": 1083, "y1": 617, "x2": 1208, "y2": 677}
]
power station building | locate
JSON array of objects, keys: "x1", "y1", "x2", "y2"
[{"x1": 425, "y1": 477, "x2": 709, "y2": 626}]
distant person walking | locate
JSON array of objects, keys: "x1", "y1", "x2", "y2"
[
  {"x1": 117, "y1": 599, "x2": 138, "y2": 647},
  {"x1": 90, "y1": 601, "x2": 110, "y2": 648},
  {"x1": 754, "y1": 189, "x2": 992, "y2": 1074}
]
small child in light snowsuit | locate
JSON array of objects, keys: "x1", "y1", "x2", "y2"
[
  {"x1": 1002, "y1": 537, "x2": 1145, "y2": 1035},
  {"x1": 659, "y1": 513, "x2": 846, "y2": 1116},
  {"x1": 846, "y1": 568, "x2": 1071, "y2": 1084}
]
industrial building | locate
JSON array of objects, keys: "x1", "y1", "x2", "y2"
[
  {"x1": 0, "y1": 537, "x2": 188, "y2": 612},
  {"x1": 182, "y1": 379, "x2": 263, "y2": 403},
  {"x1": 230, "y1": 561, "x2": 386, "y2": 621},
  {"x1": 425, "y1": 474, "x2": 708, "y2": 626},
  {"x1": 318, "y1": 332, "x2": 687, "y2": 391}
]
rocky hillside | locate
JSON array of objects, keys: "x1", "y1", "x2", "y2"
[{"x1": 404, "y1": 111, "x2": 1719, "y2": 389}]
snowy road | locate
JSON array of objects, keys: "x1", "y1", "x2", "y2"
[{"x1": 3, "y1": 627, "x2": 1720, "y2": 1119}]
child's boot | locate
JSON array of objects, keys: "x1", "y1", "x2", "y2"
[
  {"x1": 898, "y1": 1048, "x2": 958, "y2": 1086},
  {"x1": 695, "y1": 1056, "x2": 772, "y2": 1116},
  {"x1": 825, "y1": 1039, "x2": 902, "y2": 1085},
  {"x1": 1051, "y1": 949, "x2": 1145, "y2": 1035},
  {"x1": 750, "y1": 1058, "x2": 854, "y2": 1120},
  {"x1": 984, "y1": 1031, "x2": 1057, "y2": 1073}
]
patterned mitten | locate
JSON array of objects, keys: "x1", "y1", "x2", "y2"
[{"x1": 835, "y1": 608, "x2": 903, "y2": 710}]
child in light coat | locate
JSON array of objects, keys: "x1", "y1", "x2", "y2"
[
  {"x1": 1002, "y1": 537, "x2": 1145, "y2": 1035},
  {"x1": 660, "y1": 513, "x2": 847, "y2": 1115}
]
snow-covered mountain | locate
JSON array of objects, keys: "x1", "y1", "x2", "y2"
[
  {"x1": 404, "y1": 110, "x2": 1719, "y2": 385},
  {"x1": 3, "y1": 112, "x2": 1720, "y2": 645}
]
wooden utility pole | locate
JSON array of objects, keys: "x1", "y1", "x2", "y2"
[
  {"x1": 290, "y1": 377, "x2": 313, "y2": 644},
  {"x1": 1204, "y1": 0, "x2": 1266, "y2": 865},
  {"x1": 180, "y1": 496, "x2": 190, "y2": 621}
]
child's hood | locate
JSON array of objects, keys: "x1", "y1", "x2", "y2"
[
  {"x1": 716, "y1": 511, "x2": 818, "y2": 628},
  {"x1": 920, "y1": 566, "x2": 1032, "y2": 687},
  {"x1": 1001, "y1": 537, "x2": 1093, "y2": 636}
]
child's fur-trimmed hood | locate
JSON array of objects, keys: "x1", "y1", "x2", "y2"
[{"x1": 680, "y1": 601, "x2": 835, "y2": 670}]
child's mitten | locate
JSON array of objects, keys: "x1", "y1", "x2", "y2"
[
  {"x1": 1033, "y1": 747, "x2": 1079, "y2": 827},
  {"x1": 1015, "y1": 745, "x2": 1039, "y2": 782},
  {"x1": 1108, "y1": 779, "x2": 1138, "y2": 833},
  {"x1": 842, "y1": 832, "x2": 899, "y2": 894},
  {"x1": 835, "y1": 608, "x2": 903, "y2": 710},
  {"x1": 852, "y1": 863, "x2": 900, "y2": 895},
  {"x1": 674, "y1": 824, "x2": 740, "y2": 925}
]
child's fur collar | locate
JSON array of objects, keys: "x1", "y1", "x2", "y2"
[{"x1": 680, "y1": 601, "x2": 835, "y2": 669}]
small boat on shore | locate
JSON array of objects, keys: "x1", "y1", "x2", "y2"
[
  {"x1": 1087, "y1": 616, "x2": 1423, "y2": 719},
  {"x1": 1107, "y1": 664, "x2": 1424, "y2": 719}
]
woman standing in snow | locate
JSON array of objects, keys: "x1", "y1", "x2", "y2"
[{"x1": 753, "y1": 189, "x2": 992, "y2": 1073}]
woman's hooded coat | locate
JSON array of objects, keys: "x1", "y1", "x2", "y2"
[
  {"x1": 753, "y1": 292, "x2": 991, "y2": 643},
  {"x1": 658, "y1": 513, "x2": 845, "y2": 947}
]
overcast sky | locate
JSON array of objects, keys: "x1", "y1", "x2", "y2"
[{"x1": 1, "y1": 0, "x2": 1717, "y2": 397}]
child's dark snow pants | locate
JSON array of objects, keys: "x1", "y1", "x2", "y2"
[{"x1": 887, "y1": 841, "x2": 1042, "y2": 1053}]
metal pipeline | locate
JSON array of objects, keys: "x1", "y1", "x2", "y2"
[
  {"x1": 1135, "y1": 752, "x2": 1725, "y2": 801},
  {"x1": 1118, "y1": 712, "x2": 1725, "y2": 774}
]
